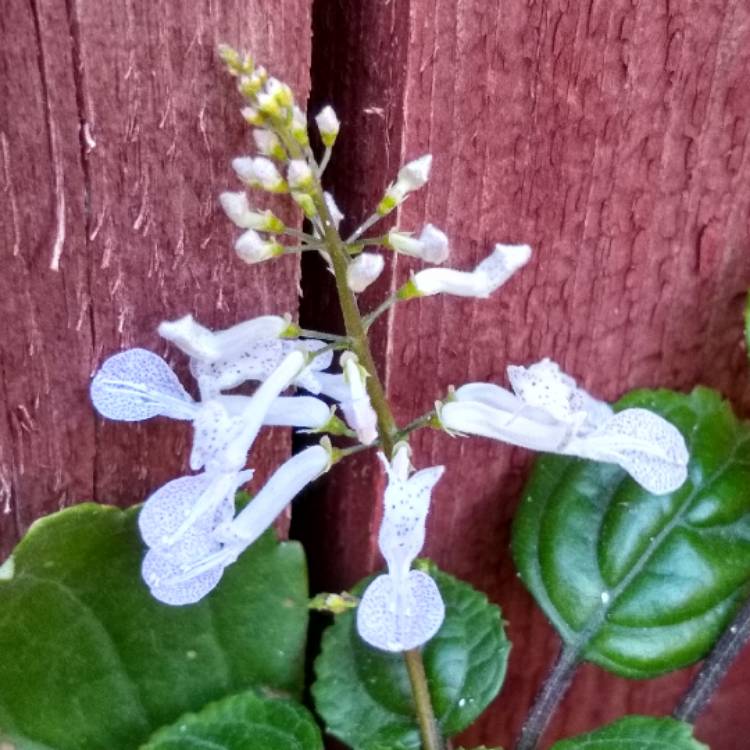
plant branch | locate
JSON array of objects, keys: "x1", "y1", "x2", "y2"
[
  {"x1": 364, "y1": 293, "x2": 401, "y2": 330},
  {"x1": 405, "y1": 648, "x2": 444, "y2": 750},
  {"x1": 673, "y1": 594, "x2": 750, "y2": 723},
  {"x1": 514, "y1": 644, "x2": 581, "y2": 750}
]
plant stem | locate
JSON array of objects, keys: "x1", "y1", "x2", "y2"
[
  {"x1": 295, "y1": 327, "x2": 348, "y2": 342},
  {"x1": 274, "y1": 119, "x2": 443, "y2": 750},
  {"x1": 515, "y1": 644, "x2": 581, "y2": 750},
  {"x1": 405, "y1": 649, "x2": 444, "y2": 750},
  {"x1": 364, "y1": 293, "x2": 401, "y2": 329},
  {"x1": 396, "y1": 409, "x2": 438, "y2": 440},
  {"x1": 673, "y1": 594, "x2": 750, "y2": 723}
]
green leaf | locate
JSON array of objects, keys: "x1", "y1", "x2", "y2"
[
  {"x1": 513, "y1": 387, "x2": 750, "y2": 678},
  {"x1": 312, "y1": 562, "x2": 510, "y2": 750},
  {"x1": 0, "y1": 503, "x2": 308, "y2": 750},
  {"x1": 550, "y1": 715, "x2": 708, "y2": 749},
  {"x1": 139, "y1": 690, "x2": 323, "y2": 750}
]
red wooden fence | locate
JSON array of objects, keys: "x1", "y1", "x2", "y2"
[{"x1": 3, "y1": 1, "x2": 750, "y2": 748}]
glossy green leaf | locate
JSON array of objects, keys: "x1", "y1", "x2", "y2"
[
  {"x1": 0, "y1": 503, "x2": 308, "y2": 750},
  {"x1": 551, "y1": 715, "x2": 708, "y2": 749},
  {"x1": 139, "y1": 690, "x2": 323, "y2": 750},
  {"x1": 513, "y1": 387, "x2": 750, "y2": 678},
  {"x1": 312, "y1": 562, "x2": 510, "y2": 750}
]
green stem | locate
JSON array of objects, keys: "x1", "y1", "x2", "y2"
[
  {"x1": 405, "y1": 649, "x2": 444, "y2": 750},
  {"x1": 364, "y1": 293, "x2": 401, "y2": 329}
]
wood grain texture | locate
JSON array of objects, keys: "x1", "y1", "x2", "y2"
[
  {"x1": 302, "y1": 1, "x2": 750, "y2": 748},
  {"x1": 0, "y1": 0, "x2": 311, "y2": 558}
]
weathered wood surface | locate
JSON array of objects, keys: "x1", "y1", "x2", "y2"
[
  {"x1": 302, "y1": 1, "x2": 750, "y2": 749},
  {"x1": 0, "y1": 0, "x2": 311, "y2": 559}
]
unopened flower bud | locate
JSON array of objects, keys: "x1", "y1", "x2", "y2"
[
  {"x1": 252, "y1": 129, "x2": 285, "y2": 159},
  {"x1": 387, "y1": 224, "x2": 449, "y2": 264},
  {"x1": 218, "y1": 45, "x2": 251, "y2": 76},
  {"x1": 219, "y1": 192, "x2": 285, "y2": 232},
  {"x1": 377, "y1": 154, "x2": 433, "y2": 215},
  {"x1": 234, "y1": 229, "x2": 284, "y2": 264},
  {"x1": 238, "y1": 66, "x2": 268, "y2": 98},
  {"x1": 287, "y1": 160, "x2": 314, "y2": 192},
  {"x1": 291, "y1": 191, "x2": 317, "y2": 219},
  {"x1": 232, "y1": 156, "x2": 286, "y2": 192},
  {"x1": 347, "y1": 253, "x2": 385, "y2": 293},
  {"x1": 315, "y1": 105, "x2": 340, "y2": 147},
  {"x1": 290, "y1": 105, "x2": 309, "y2": 146},
  {"x1": 240, "y1": 106, "x2": 265, "y2": 126}
]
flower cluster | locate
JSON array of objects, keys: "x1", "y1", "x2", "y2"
[
  {"x1": 89, "y1": 47, "x2": 691, "y2": 658},
  {"x1": 90, "y1": 319, "x2": 359, "y2": 604}
]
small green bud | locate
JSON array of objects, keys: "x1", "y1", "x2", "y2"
[
  {"x1": 396, "y1": 276, "x2": 422, "y2": 300},
  {"x1": 309, "y1": 591, "x2": 359, "y2": 614}
]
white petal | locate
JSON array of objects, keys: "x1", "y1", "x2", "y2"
[
  {"x1": 158, "y1": 315, "x2": 222, "y2": 360},
  {"x1": 262, "y1": 395, "x2": 331, "y2": 428},
  {"x1": 138, "y1": 472, "x2": 245, "y2": 553},
  {"x1": 191, "y1": 339, "x2": 285, "y2": 397},
  {"x1": 142, "y1": 548, "x2": 226, "y2": 605},
  {"x1": 190, "y1": 401, "x2": 244, "y2": 472},
  {"x1": 378, "y1": 465, "x2": 444, "y2": 576},
  {"x1": 90, "y1": 348, "x2": 195, "y2": 421},
  {"x1": 412, "y1": 267, "x2": 488, "y2": 297},
  {"x1": 475, "y1": 243, "x2": 531, "y2": 291},
  {"x1": 340, "y1": 397, "x2": 378, "y2": 445},
  {"x1": 566, "y1": 408, "x2": 689, "y2": 494},
  {"x1": 507, "y1": 358, "x2": 580, "y2": 422},
  {"x1": 227, "y1": 445, "x2": 331, "y2": 544},
  {"x1": 316, "y1": 372, "x2": 349, "y2": 402},
  {"x1": 356, "y1": 570, "x2": 445, "y2": 652},
  {"x1": 439, "y1": 400, "x2": 570, "y2": 451},
  {"x1": 396, "y1": 155, "x2": 432, "y2": 191},
  {"x1": 347, "y1": 253, "x2": 384, "y2": 293}
]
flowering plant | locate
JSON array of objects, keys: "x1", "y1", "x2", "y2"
[{"x1": 1, "y1": 46, "x2": 749, "y2": 750}]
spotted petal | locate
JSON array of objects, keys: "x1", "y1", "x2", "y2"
[
  {"x1": 356, "y1": 570, "x2": 445, "y2": 652},
  {"x1": 90, "y1": 348, "x2": 195, "y2": 421},
  {"x1": 566, "y1": 407, "x2": 689, "y2": 495}
]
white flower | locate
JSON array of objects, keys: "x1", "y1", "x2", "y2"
[
  {"x1": 411, "y1": 243, "x2": 531, "y2": 298},
  {"x1": 388, "y1": 224, "x2": 449, "y2": 264},
  {"x1": 158, "y1": 314, "x2": 335, "y2": 399},
  {"x1": 315, "y1": 105, "x2": 340, "y2": 147},
  {"x1": 438, "y1": 358, "x2": 689, "y2": 495},
  {"x1": 92, "y1": 346, "x2": 307, "y2": 470},
  {"x1": 339, "y1": 352, "x2": 378, "y2": 445},
  {"x1": 218, "y1": 444, "x2": 332, "y2": 547},
  {"x1": 234, "y1": 229, "x2": 284, "y2": 264},
  {"x1": 219, "y1": 192, "x2": 284, "y2": 232},
  {"x1": 357, "y1": 445, "x2": 446, "y2": 652},
  {"x1": 347, "y1": 253, "x2": 385, "y2": 292},
  {"x1": 232, "y1": 156, "x2": 286, "y2": 192},
  {"x1": 158, "y1": 313, "x2": 288, "y2": 362},
  {"x1": 377, "y1": 155, "x2": 433, "y2": 215},
  {"x1": 287, "y1": 159, "x2": 314, "y2": 192},
  {"x1": 252, "y1": 128, "x2": 284, "y2": 159}
]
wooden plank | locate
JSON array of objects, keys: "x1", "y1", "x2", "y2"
[
  {"x1": 0, "y1": 0, "x2": 311, "y2": 557},
  {"x1": 301, "y1": 1, "x2": 750, "y2": 748}
]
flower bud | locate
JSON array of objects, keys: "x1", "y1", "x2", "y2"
[
  {"x1": 387, "y1": 224, "x2": 449, "y2": 264},
  {"x1": 377, "y1": 154, "x2": 432, "y2": 215},
  {"x1": 252, "y1": 129, "x2": 285, "y2": 159},
  {"x1": 218, "y1": 192, "x2": 285, "y2": 232},
  {"x1": 315, "y1": 105, "x2": 340, "y2": 147},
  {"x1": 291, "y1": 191, "x2": 318, "y2": 219},
  {"x1": 287, "y1": 159, "x2": 314, "y2": 192},
  {"x1": 291, "y1": 105, "x2": 309, "y2": 146},
  {"x1": 232, "y1": 156, "x2": 286, "y2": 192},
  {"x1": 347, "y1": 253, "x2": 385, "y2": 293},
  {"x1": 234, "y1": 229, "x2": 284, "y2": 264}
]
